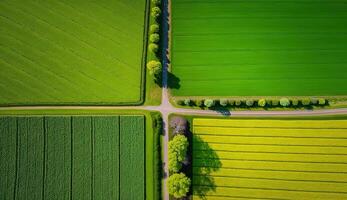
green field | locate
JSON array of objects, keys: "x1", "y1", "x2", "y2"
[
  {"x1": 0, "y1": 115, "x2": 145, "y2": 200},
  {"x1": 0, "y1": 0, "x2": 147, "y2": 105},
  {"x1": 172, "y1": 0, "x2": 347, "y2": 96},
  {"x1": 192, "y1": 118, "x2": 347, "y2": 199}
]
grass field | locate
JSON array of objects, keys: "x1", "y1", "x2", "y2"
[
  {"x1": 0, "y1": 115, "x2": 145, "y2": 200},
  {"x1": 192, "y1": 118, "x2": 347, "y2": 199},
  {"x1": 172, "y1": 0, "x2": 347, "y2": 96},
  {"x1": 0, "y1": 0, "x2": 147, "y2": 105}
]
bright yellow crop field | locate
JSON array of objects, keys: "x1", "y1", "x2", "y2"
[{"x1": 193, "y1": 118, "x2": 347, "y2": 200}]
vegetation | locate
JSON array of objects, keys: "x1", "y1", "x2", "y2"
[
  {"x1": 148, "y1": 43, "x2": 159, "y2": 53},
  {"x1": 171, "y1": 0, "x2": 347, "y2": 97},
  {"x1": 0, "y1": 115, "x2": 146, "y2": 199},
  {"x1": 146, "y1": 61, "x2": 162, "y2": 77},
  {"x1": 204, "y1": 99, "x2": 215, "y2": 108},
  {"x1": 192, "y1": 118, "x2": 347, "y2": 199},
  {"x1": 280, "y1": 98, "x2": 291, "y2": 107},
  {"x1": 168, "y1": 135, "x2": 189, "y2": 173},
  {"x1": 150, "y1": 24, "x2": 160, "y2": 33},
  {"x1": 168, "y1": 173, "x2": 191, "y2": 198},
  {"x1": 220, "y1": 99, "x2": 228, "y2": 107},
  {"x1": 150, "y1": 33, "x2": 160, "y2": 43},
  {"x1": 0, "y1": 0, "x2": 147, "y2": 105},
  {"x1": 258, "y1": 98, "x2": 266, "y2": 107},
  {"x1": 151, "y1": 7, "x2": 161, "y2": 19}
]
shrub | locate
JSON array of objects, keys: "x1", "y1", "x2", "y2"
[
  {"x1": 246, "y1": 100, "x2": 254, "y2": 107},
  {"x1": 150, "y1": 33, "x2": 160, "y2": 43},
  {"x1": 176, "y1": 100, "x2": 184, "y2": 106},
  {"x1": 318, "y1": 98, "x2": 326, "y2": 105},
  {"x1": 196, "y1": 99, "x2": 204, "y2": 107},
  {"x1": 272, "y1": 99, "x2": 279, "y2": 106},
  {"x1": 280, "y1": 98, "x2": 290, "y2": 107},
  {"x1": 229, "y1": 99, "x2": 235, "y2": 106},
  {"x1": 302, "y1": 98, "x2": 311, "y2": 106},
  {"x1": 292, "y1": 99, "x2": 299, "y2": 106},
  {"x1": 151, "y1": 7, "x2": 161, "y2": 18},
  {"x1": 235, "y1": 100, "x2": 242, "y2": 106},
  {"x1": 311, "y1": 98, "x2": 318, "y2": 105},
  {"x1": 168, "y1": 135, "x2": 188, "y2": 173},
  {"x1": 148, "y1": 43, "x2": 159, "y2": 53},
  {"x1": 184, "y1": 99, "x2": 191, "y2": 106},
  {"x1": 168, "y1": 173, "x2": 191, "y2": 198},
  {"x1": 146, "y1": 60, "x2": 162, "y2": 76},
  {"x1": 220, "y1": 99, "x2": 228, "y2": 107},
  {"x1": 150, "y1": 24, "x2": 159, "y2": 33},
  {"x1": 266, "y1": 99, "x2": 272, "y2": 106},
  {"x1": 204, "y1": 99, "x2": 215, "y2": 108},
  {"x1": 151, "y1": 0, "x2": 161, "y2": 5},
  {"x1": 258, "y1": 99, "x2": 266, "y2": 107}
]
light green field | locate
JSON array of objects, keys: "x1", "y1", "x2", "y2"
[
  {"x1": 0, "y1": 0, "x2": 147, "y2": 105},
  {"x1": 0, "y1": 115, "x2": 145, "y2": 200},
  {"x1": 192, "y1": 118, "x2": 347, "y2": 199},
  {"x1": 172, "y1": 0, "x2": 347, "y2": 96}
]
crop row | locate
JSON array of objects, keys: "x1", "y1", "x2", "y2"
[{"x1": 193, "y1": 119, "x2": 347, "y2": 129}]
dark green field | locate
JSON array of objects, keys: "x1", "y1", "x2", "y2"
[
  {"x1": 172, "y1": 0, "x2": 347, "y2": 96},
  {"x1": 0, "y1": 0, "x2": 147, "y2": 105},
  {"x1": 0, "y1": 115, "x2": 145, "y2": 200}
]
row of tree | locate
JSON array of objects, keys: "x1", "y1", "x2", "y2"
[
  {"x1": 146, "y1": 0, "x2": 162, "y2": 82},
  {"x1": 168, "y1": 117, "x2": 191, "y2": 198},
  {"x1": 177, "y1": 97, "x2": 328, "y2": 108}
]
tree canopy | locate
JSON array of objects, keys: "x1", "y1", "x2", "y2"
[{"x1": 168, "y1": 173, "x2": 191, "y2": 198}]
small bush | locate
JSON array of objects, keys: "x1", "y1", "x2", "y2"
[
  {"x1": 176, "y1": 100, "x2": 184, "y2": 106},
  {"x1": 292, "y1": 99, "x2": 299, "y2": 106},
  {"x1": 258, "y1": 99, "x2": 266, "y2": 107},
  {"x1": 280, "y1": 98, "x2": 290, "y2": 107},
  {"x1": 318, "y1": 98, "x2": 326, "y2": 105},
  {"x1": 301, "y1": 98, "x2": 311, "y2": 106},
  {"x1": 151, "y1": 0, "x2": 161, "y2": 5},
  {"x1": 196, "y1": 99, "x2": 204, "y2": 107},
  {"x1": 150, "y1": 33, "x2": 160, "y2": 43},
  {"x1": 266, "y1": 99, "x2": 272, "y2": 106},
  {"x1": 146, "y1": 60, "x2": 162, "y2": 76},
  {"x1": 235, "y1": 100, "x2": 242, "y2": 106},
  {"x1": 229, "y1": 99, "x2": 235, "y2": 106},
  {"x1": 311, "y1": 98, "x2": 318, "y2": 105},
  {"x1": 184, "y1": 99, "x2": 191, "y2": 106},
  {"x1": 148, "y1": 43, "x2": 159, "y2": 53},
  {"x1": 168, "y1": 173, "x2": 191, "y2": 198},
  {"x1": 272, "y1": 99, "x2": 279, "y2": 106},
  {"x1": 204, "y1": 99, "x2": 215, "y2": 108},
  {"x1": 246, "y1": 100, "x2": 254, "y2": 107},
  {"x1": 150, "y1": 24, "x2": 159, "y2": 33},
  {"x1": 151, "y1": 7, "x2": 161, "y2": 18},
  {"x1": 220, "y1": 99, "x2": 228, "y2": 107}
]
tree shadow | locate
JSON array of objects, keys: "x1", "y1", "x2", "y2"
[
  {"x1": 191, "y1": 135, "x2": 222, "y2": 199},
  {"x1": 167, "y1": 72, "x2": 180, "y2": 89}
]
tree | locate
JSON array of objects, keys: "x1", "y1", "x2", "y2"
[
  {"x1": 220, "y1": 99, "x2": 228, "y2": 107},
  {"x1": 184, "y1": 99, "x2": 191, "y2": 106},
  {"x1": 258, "y1": 98, "x2": 266, "y2": 107},
  {"x1": 301, "y1": 98, "x2": 311, "y2": 106},
  {"x1": 311, "y1": 98, "x2": 318, "y2": 105},
  {"x1": 318, "y1": 98, "x2": 326, "y2": 105},
  {"x1": 272, "y1": 99, "x2": 279, "y2": 106},
  {"x1": 229, "y1": 99, "x2": 235, "y2": 106},
  {"x1": 146, "y1": 60, "x2": 162, "y2": 76},
  {"x1": 151, "y1": 0, "x2": 161, "y2": 5},
  {"x1": 150, "y1": 24, "x2": 159, "y2": 33},
  {"x1": 168, "y1": 135, "x2": 188, "y2": 173},
  {"x1": 151, "y1": 7, "x2": 161, "y2": 18},
  {"x1": 196, "y1": 99, "x2": 204, "y2": 107},
  {"x1": 168, "y1": 173, "x2": 191, "y2": 198},
  {"x1": 148, "y1": 43, "x2": 159, "y2": 53},
  {"x1": 235, "y1": 100, "x2": 242, "y2": 106},
  {"x1": 246, "y1": 100, "x2": 254, "y2": 107},
  {"x1": 280, "y1": 98, "x2": 290, "y2": 107},
  {"x1": 292, "y1": 99, "x2": 299, "y2": 106},
  {"x1": 176, "y1": 100, "x2": 184, "y2": 106},
  {"x1": 204, "y1": 99, "x2": 215, "y2": 108},
  {"x1": 150, "y1": 33, "x2": 160, "y2": 43}
]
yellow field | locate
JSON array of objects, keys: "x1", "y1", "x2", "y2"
[{"x1": 192, "y1": 118, "x2": 347, "y2": 200}]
